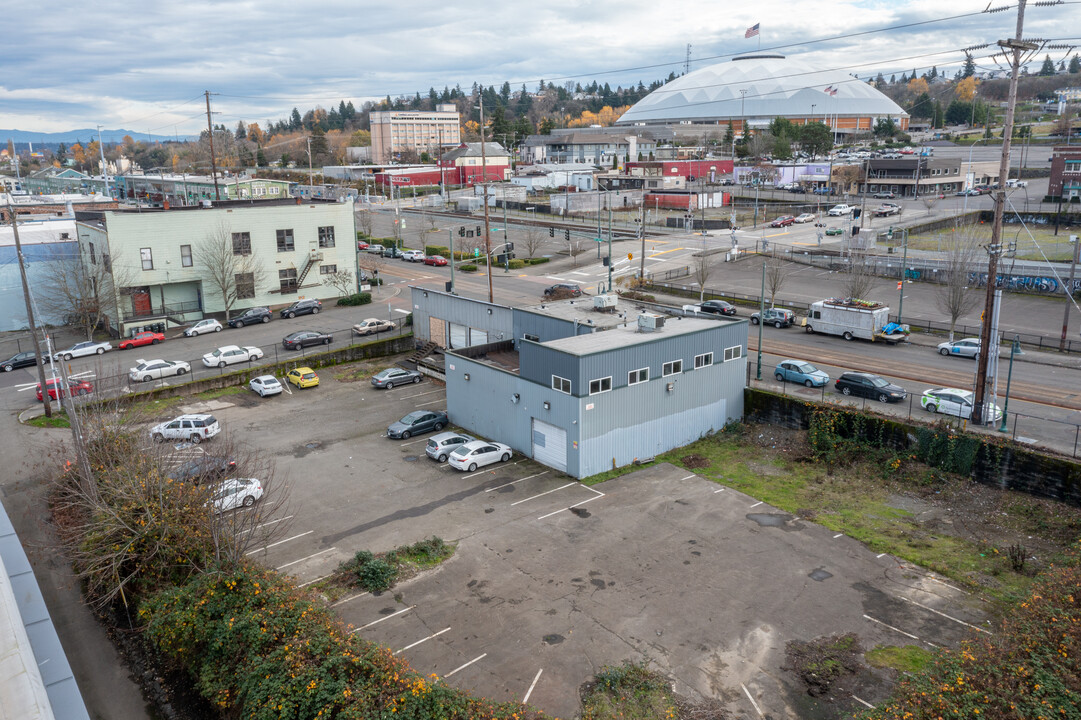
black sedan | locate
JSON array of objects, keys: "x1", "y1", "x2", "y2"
[
  {"x1": 834, "y1": 372, "x2": 907, "y2": 403},
  {"x1": 699, "y1": 300, "x2": 737, "y2": 316},
  {"x1": 387, "y1": 410, "x2": 448, "y2": 439},
  {"x1": 282, "y1": 330, "x2": 333, "y2": 350},
  {"x1": 229, "y1": 307, "x2": 272, "y2": 328},
  {"x1": 1, "y1": 351, "x2": 38, "y2": 372}
]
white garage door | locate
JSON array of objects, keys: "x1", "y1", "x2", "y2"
[{"x1": 531, "y1": 418, "x2": 567, "y2": 473}]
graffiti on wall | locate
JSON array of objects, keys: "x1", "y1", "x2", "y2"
[{"x1": 968, "y1": 272, "x2": 1081, "y2": 294}]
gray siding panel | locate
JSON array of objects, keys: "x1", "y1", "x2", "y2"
[
  {"x1": 519, "y1": 342, "x2": 582, "y2": 391},
  {"x1": 512, "y1": 310, "x2": 592, "y2": 346},
  {"x1": 411, "y1": 287, "x2": 513, "y2": 345}
]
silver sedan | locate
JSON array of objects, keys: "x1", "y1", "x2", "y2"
[{"x1": 937, "y1": 338, "x2": 980, "y2": 358}]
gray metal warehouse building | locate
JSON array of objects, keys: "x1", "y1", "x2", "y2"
[{"x1": 410, "y1": 288, "x2": 747, "y2": 478}]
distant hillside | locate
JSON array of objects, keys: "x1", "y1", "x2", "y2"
[{"x1": 2, "y1": 128, "x2": 188, "y2": 148}]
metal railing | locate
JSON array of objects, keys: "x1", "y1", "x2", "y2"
[{"x1": 121, "y1": 300, "x2": 203, "y2": 322}]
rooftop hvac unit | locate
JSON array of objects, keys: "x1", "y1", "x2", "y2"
[
  {"x1": 637, "y1": 313, "x2": 665, "y2": 332},
  {"x1": 593, "y1": 294, "x2": 618, "y2": 310}
]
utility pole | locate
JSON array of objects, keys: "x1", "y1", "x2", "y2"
[
  {"x1": 1061, "y1": 234, "x2": 1079, "y2": 351},
  {"x1": 478, "y1": 96, "x2": 494, "y2": 303},
  {"x1": 8, "y1": 199, "x2": 53, "y2": 418},
  {"x1": 639, "y1": 203, "x2": 646, "y2": 280},
  {"x1": 756, "y1": 258, "x2": 765, "y2": 381},
  {"x1": 438, "y1": 127, "x2": 445, "y2": 200},
  {"x1": 898, "y1": 229, "x2": 909, "y2": 324},
  {"x1": 973, "y1": 0, "x2": 1036, "y2": 424},
  {"x1": 306, "y1": 137, "x2": 314, "y2": 192},
  {"x1": 96, "y1": 125, "x2": 111, "y2": 198},
  {"x1": 205, "y1": 90, "x2": 221, "y2": 201}
]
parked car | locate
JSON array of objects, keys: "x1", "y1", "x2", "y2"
[
  {"x1": 788, "y1": 185, "x2": 807, "y2": 194},
  {"x1": 825, "y1": 227, "x2": 844, "y2": 236},
  {"x1": 827, "y1": 204, "x2": 854, "y2": 216},
  {"x1": 249, "y1": 375, "x2": 284, "y2": 397},
  {"x1": 129, "y1": 359, "x2": 191, "y2": 382},
  {"x1": 872, "y1": 190, "x2": 896, "y2": 199},
  {"x1": 229, "y1": 307, "x2": 272, "y2": 327},
  {"x1": 366, "y1": 243, "x2": 387, "y2": 254},
  {"x1": 286, "y1": 366, "x2": 319, "y2": 388},
  {"x1": 794, "y1": 213, "x2": 816, "y2": 223},
  {"x1": 150, "y1": 413, "x2": 222, "y2": 444},
  {"x1": 0, "y1": 351, "x2": 38, "y2": 372},
  {"x1": 750, "y1": 307, "x2": 795, "y2": 327},
  {"x1": 36, "y1": 377, "x2": 93, "y2": 401},
  {"x1": 834, "y1": 372, "x2": 907, "y2": 403},
  {"x1": 170, "y1": 454, "x2": 235, "y2": 483},
  {"x1": 382, "y1": 246, "x2": 404, "y2": 259},
  {"x1": 282, "y1": 330, "x2": 332, "y2": 350},
  {"x1": 352, "y1": 318, "x2": 395, "y2": 336},
  {"x1": 280, "y1": 298, "x2": 322, "y2": 318},
  {"x1": 425, "y1": 432, "x2": 477, "y2": 462},
  {"x1": 387, "y1": 410, "x2": 448, "y2": 439},
  {"x1": 118, "y1": 330, "x2": 165, "y2": 350},
  {"x1": 769, "y1": 215, "x2": 795, "y2": 228},
  {"x1": 184, "y1": 319, "x2": 223, "y2": 337},
  {"x1": 937, "y1": 338, "x2": 980, "y2": 358},
  {"x1": 448, "y1": 440, "x2": 513, "y2": 472},
  {"x1": 699, "y1": 299, "x2": 737, "y2": 316},
  {"x1": 357, "y1": 240, "x2": 370, "y2": 250},
  {"x1": 211, "y1": 478, "x2": 264, "y2": 512},
  {"x1": 53, "y1": 340, "x2": 112, "y2": 361},
  {"x1": 424, "y1": 255, "x2": 448, "y2": 266},
  {"x1": 201, "y1": 345, "x2": 264, "y2": 368},
  {"x1": 812, "y1": 186, "x2": 832, "y2": 195},
  {"x1": 371, "y1": 367, "x2": 422, "y2": 389},
  {"x1": 921, "y1": 387, "x2": 1002, "y2": 422},
  {"x1": 544, "y1": 283, "x2": 583, "y2": 297},
  {"x1": 873, "y1": 203, "x2": 902, "y2": 217},
  {"x1": 774, "y1": 359, "x2": 830, "y2": 387},
  {"x1": 402, "y1": 249, "x2": 426, "y2": 262}
]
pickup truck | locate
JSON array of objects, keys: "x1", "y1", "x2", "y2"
[
  {"x1": 750, "y1": 307, "x2": 795, "y2": 328},
  {"x1": 827, "y1": 204, "x2": 854, "y2": 216},
  {"x1": 873, "y1": 203, "x2": 902, "y2": 217}
]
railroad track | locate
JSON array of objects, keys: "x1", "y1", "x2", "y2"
[{"x1": 401, "y1": 207, "x2": 663, "y2": 240}]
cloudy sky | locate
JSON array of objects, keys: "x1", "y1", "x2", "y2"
[{"x1": 2, "y1": 0, "x2": 1076, "y2": 135}]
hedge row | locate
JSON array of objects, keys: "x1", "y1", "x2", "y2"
[{"x1": 336, "y1": 292, "x2": 372, "y2": 307}]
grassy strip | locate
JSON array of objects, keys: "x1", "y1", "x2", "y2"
[
  {"x1": 322, "y1": 537, "x2": 456, "y2": 596},
  {"x1": 27, "y1": 412, "x2": 71, "y2": 428},
  {"x1": 865, "y1": 645, "x2": 935, "y2": 674},
  {"x1": 581, "y1": 661, "x2": 677, "y2": 720}
]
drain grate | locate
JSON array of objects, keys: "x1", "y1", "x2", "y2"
[{"x1": 403, "y1": 455, "x2": 419, "y2": 462}]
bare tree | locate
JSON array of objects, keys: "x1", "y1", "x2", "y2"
[
  {"x1": 39, "y1": 249, "x2": 132, "y2": 339},
  {"x1": 321, "y1": 269, "x2": 355, "y2": 298},
  {"x1": 935, "y1": 226, "x2": 983, "y2": 340},
  {"x1": 840, "y1": 256, "x2": 876, "y2": 300},
  {"x1": 692, "y1": 249, "x2": 714, "y2": 301},
  {"x1": 357, "y1": 251, "x2": 385, "y2": 280},
  {"x1": 356, "y1": 209, "x2": 373, "y2": 238},
  {"x1": 195, "y1": 221, "x2": 268, "y2": 322},
  {"x1": 921, "y1": 195, "x2": 939, "y2": 216},
  {"x1": 765, "y1": 257, "x2": 788, "y2": 306},
  {"x1": 521, "y1": 225, "x2": 546, "y2": 259}
]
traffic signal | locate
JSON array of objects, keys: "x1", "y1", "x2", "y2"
[
  {"x1": 564, "y1": 229, "x2": 570, "y2": 241},
  {"x1": 549, "y1": 227, "x2": 554, "y2": 237},
  {"x1": 506, "y1": 242, "x2": 514, "y2": 251},
  {"x1": 458, "y1": 226, "x2": 465, "y2": 237},
  {"x1": 476, "y1": 225, "x2": 482, "y2": 236}
]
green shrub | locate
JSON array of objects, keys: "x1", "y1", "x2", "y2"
[
  {"x1": 526, "y1": 257, "x2": 550, "y2": 265},
  {"x1": 377, "y1": 237, "x2": 397, "y2": 249},
  {"x1": 425, "y1": 245, "x2": 450, "y2": 257},
  {"x1": 508, "y1": 259, "x2": 526, "y2": 269},
  {"x1": 459, "y1": 264, "x2": 478, "y2": 272},
  {"x1": 336, "y1": 292, "x2": 372, "y2": 306},
  {"x1": 358, "y1": 558, "x2": 397, "y2": 592}
]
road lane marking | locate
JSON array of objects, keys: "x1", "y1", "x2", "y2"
[
  {"x1": 741, "y1": 683, "x2": 764, "y2": 717},
  {"x1": 276, "y1": 547, "x2": 336, "y2": 570},
  {"x1": 350, "y1": 605, "x2": 415, "y2": 631},
  {"x1": 244, "y1": 530, "x2": 313, "y2": 555},
  {"x1": 900, "y1": 596, "x2": 991, "y2": 634},
  {"x1": 522, "y1": 668, "x2": 543, "y2": 703},
  {"x1": 394, "y1": 627, "x2": 450, "y2": 654},
  {"x1": 648, "y1": 247, "x2": 684, "y2": 258},
  {"x1": 444, "y1": 653, "x2": 487, "y2": 678},
  {"x1": 510, "y1": 482, "x2": 577, "y2": 506},
  {"x1": 487, "y1": 470, "x2": 549, "y2": 492}
]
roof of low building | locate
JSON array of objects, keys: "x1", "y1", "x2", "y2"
[
  {"x1": 542, "y1": 315, "x2": 728, "y2": 356},
  {"x1": 443, "y1": 143, "x2": 510, "y2": 160}
]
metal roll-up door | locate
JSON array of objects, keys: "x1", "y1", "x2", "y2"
[
  {"x1": 531, "y1": 418, "x2": 567, "y2": 473},
  {"x1": 449, "y1": 323, "x2": 467, "y2": 349}
]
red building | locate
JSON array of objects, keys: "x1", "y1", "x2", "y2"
[
  {"x1": 624, "y1": 159, "x2": 734, "y2": 181},
  {"x1": 1049, "y1": 146, "x2": 1081, "y2": 202}
]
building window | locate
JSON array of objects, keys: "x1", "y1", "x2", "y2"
[
  {"x1": 588, "y1": 377, "x2": 612, "y2": 395},
  {"x1": 276, "y1": 229, "x2": 295, "y2": 252},
  {"x1": 319, "y1": 264, "x2": 337, "y2": 274},
  {"x1": 662, "y1": 359, "x2": 683, "y2": 377},
  {"x1": 140, "y1": 247, "x2": 153, "y2": 271},
  {"x1": 523, "y1": 333, "x2": 540, "y2": 342},
  {"x1": 552, "y1": 375, "x2": 571, "y2": 394},
  {"x1": 628, "y1": 367, "x2": 649, "y2": 385},
  {"x1": 232, "y1": 232, "x2": 251, "y2": 255},
  {"x1": 88, "y1": 242, "x2": 96, "y2": 264},
  {"x1": 270, "y1": 187, "x2": 280, "y2": 195},
  {"x1": 694, "y1": 352, "x2": 713, "y2": 369},
  {"x1": 180, "y1": 244, "x2": 193, "y2": 267},
  {"x1": 724, "y1": 345, "x2": 743, "y2": 362},
  {"x1": 279, "y1": 268, "x2": 297, "y2": 294},
  {"x1": 318, "y1": 226, "x2": 335, "y2": 248},
  {"x1": 235, "y1": 272, "x2": 255, "y2": 299}
]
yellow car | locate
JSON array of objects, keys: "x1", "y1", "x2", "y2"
[{"x1": 286, "y1": 367, "x2": 319, "y2": 389}]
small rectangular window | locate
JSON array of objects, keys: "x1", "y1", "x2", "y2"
[
  {"x1": 724, "y1": 345, "x2": 743, "y2": 362},
  {"x1": 588, "y1": 377, "x2": 612, "y2": 395},
  {"x1": 232, "y1": 232, "x2": 251, "y2": 255},
  {"x1": 88, "y1": 242, "x2": 96, "y2": 264},
  {"x1": 694, "y1": 352, "x2": 713, "y2": 369},
  {"x1": 552, "y1": 375, "x2": 571, "y2": 394},
  {"x1": 140, "y1": 247, "x2": 153, "y2": 271},
  {"x1": 235, "y1": 272, "x2": 255, "y2": 299},
  {"x1": 279, "y1": 268, "x2": 297, "y2": 294},
  {"x1": 523, "y1": 333, "x2": 540, "y2": 342},
  {"x1": 276, "y1": 229, "x2": 295, "y2": 252},
  {"x1": 318, "y1": 226, "x2": 336, "y2": 248},
  {"x1": 628, "y1": 367, "x2": 649, "y2": 385},
  {"x1": 180, "y1": 244, "x2": 193, "y2": 267},
  {"x1": 662, "y1": 359, "x2": 682, "y2": 377},
  {"x1": 319, "y1": 264, "x2": 337, "y2": 275}
]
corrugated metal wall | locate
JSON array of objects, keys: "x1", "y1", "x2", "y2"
[
  {"x1": 512, "y1": 310, "x2": 591, "y2": 347},
  {"x1": 410, "y1": 287, "x2": 513, "y2": 346}
]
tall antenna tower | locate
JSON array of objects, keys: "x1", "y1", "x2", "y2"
[{"x1": 684, "y1": 44, "x2": 692, "y2": 75}]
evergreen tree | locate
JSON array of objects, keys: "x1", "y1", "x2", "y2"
[
  {"x1": 538, "y1": 79, "x2": 546, "y2": 91},
  {"x1": 890, "y1": 74, "x2": 896, "y2": 84},
  {"x1": 963, "y1": 55, "x2": 976, "y2": 78},
  {"x1": 1071, "y1": 54, "x2": 1081, "y2": 74},
  {"x1": 932, "y1": 101, "x2": 945, "y2": 129},
  {"x1": 256, "y1": 148, "x2": 267, "y2": 167},
  {"x1": 235, "y1": 121, "x2": 247, "y2": 140},
  {"x1": 875, "y1": 73, "x2": 886, "y2": 86},
  {"x1": 500, "y1": 82, "x2": 511, "y2": 104},
  {"x1": 930, "y1": 66, "x2": 938, "y2": 80},
  {"x1": 309, "y1": 126, "x2": 329, "y2": 161},
  {"x1": 290, "y1": 108, "x2": 302, "y2": 130},
  {"x1": 1039, "y1": 54, "x2": 1056, "y2": 76},
  {"x1": 723, "y1": 121, "x2": 734, "y2": 146}
]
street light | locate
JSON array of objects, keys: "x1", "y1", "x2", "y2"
[
  {"x1": 963, "y1": 137, "x2": 990, "y2": 213},
  {"x1": 998, "y1": 335, "x2": 1023, "y2": 432}
]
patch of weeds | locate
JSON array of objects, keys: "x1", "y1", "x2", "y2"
[
  {"x1": 28, "y1": 412, "x2": 71, "y2": 428},
  {"x1": 865, "y1": 645, "x2": 935, "y2": 674},
  {"x1": 783, "y1": 633, "x2": 862, "y2": 697},
  {"x1": 334, "y1": 537, "x2": 455, "y2": 594},
  {"x1": 581, "y1": 661, "x2": 676, "y2": 720},
  {"x1": 194, "y1": 385, "x2": 244, "y2": 401},
  {"x1": 580, "y1": 461, "x2": 657, "y2": 486},
  {"x1": 385, "y1": 536, "x2": 454, "y2": 569},
  {"x1": 681, "y1": 453, "x2": 711, "y2": 469}
]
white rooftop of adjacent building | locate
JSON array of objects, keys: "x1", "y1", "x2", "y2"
[{"x1": 542, "y1": 315, "x2": 728, "y2": 356}]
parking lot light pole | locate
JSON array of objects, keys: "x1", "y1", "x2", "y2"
[
  {"x1": 756, "y1": 258, "x2": 765, "y2": 381},
  {"x1": 897, "y1": 229, "x2": 908, "y2": 324},
  {"x1": 998, "y1": 335, "x2": 1022, "y2": 432}
]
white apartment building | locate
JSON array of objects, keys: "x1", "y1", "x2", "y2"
[{"x1": 370, "y1": 104, "x2": 461, "y2": 163}]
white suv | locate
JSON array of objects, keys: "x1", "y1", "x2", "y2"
[
  {"x1": 402, "y1": 250, "x2": 426, "y2": 262},
  {"x1": 150, "y1": 414, "x2": 221, "y2": 444}
]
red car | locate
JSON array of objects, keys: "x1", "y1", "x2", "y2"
[
  {"x1": 424, "y1": 255, "x2": 448, "y2": 266},
  {"x1": 357, "y1": 240, "x2": 370, "y2": 250},
  {"x1": 118, "y1": 330, "x2": 165, "y2": 350},
  {"x1": 36, "y1": 377, "x2": 94, "y2": 401},
  {"x1": 769, "y1": 216, "x2": 795, "y2": 228}
]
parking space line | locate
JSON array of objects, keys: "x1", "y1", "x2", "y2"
[
  {"x1": 833, "y1": 533, "x2": 844, "y2": 539},
  {"x1": 331, "y1": 592, "x2": 370, "y2": 608},
  {"x1": 522, "y1": 668, "x2": 543, "y2": 703},
  {"x1": 679, "y1": 474, "x2": 696, "y2": 481},
  {"x1": 487, "y1": 470, "x2": 549, "y2": 492},
  {"x1": 876, "y1": 553, "x2": 888, "y2": 558},
  {"x1": 239, "y1": 515, "x2": 294, "y2": 535},
  {"x1": 741, "y1": 683, "x2": 764, "y2": 717},
  {"x1": 394, "y1": 627, "x2": 450, "y2": 654},
  {"x1": 713, "y1": 487, "x2": 726, "y2": 493},
  {"x1": 461, "y1": 467, "x2": 494, "y2": 479},
  {"x1": 749, "y1": 501, "x2": 763, "y2": 508},
  {"x1": 921, "y1": 573, "x2": 967, "y2": 595},
  {"x1": 415, "y1": 400, "x2": 443, "y2": 407},
  {"x1": 297, "y1": 574, "x2": 331, "y2": 588},
  {"x1": 510, "y1": 482, "x2": 577, "y2": 506},
  {"x1": 444, "y1": 653, "x2": 487, "y2": 678},
  {"x1": 351, "y1": 605, "x2": 416, "y2": 632},
  {"x1": 851, "y1": 694, "x2": 875, "y2": 709},
  {"x1": 244, "y1": 530, "x2": 313, "y2": 556},
  {"x1": 900, "y1": 596, "x2": 991, "y2": 634},
  {"x1": 398, "y1": 437, "x2": 428, "y2": 446},
  {"x1": 537, "y1": 492, "x2": 604, "y2": 520},
  {"x1": 276, "y1": 547, "x2": 335, "y2": 571},
  {"x1": 401, "y1": 389, "x2": 443, "y2": 400},
  {"x1": 863, "y1": 613, "x2": 918, "y2": 641}
]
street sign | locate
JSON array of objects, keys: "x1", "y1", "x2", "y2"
[{"x1": 473, "y1": 248, "x2": 479, "y2": 258}]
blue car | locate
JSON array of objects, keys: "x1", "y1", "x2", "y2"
[{"x1": 774, "y1": 359, "x2": 830, "y2": 387}]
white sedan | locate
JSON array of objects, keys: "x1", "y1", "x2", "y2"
[
  {"x1": 249, "y1": 375, "x2": 283, "y2": 397},
  {"x1": 53, "y1": 340, "x2": 112, "y2": 361},
  {"x1": 448, "y1": 440, "x2": 512, "y2": 472},
  {"x1": 184, "y1": 319, "x2": 223, "y2": 337},
  {"x1": 352, "y1": 318, "x2": 396, "y2": 336},
  {"x1": 921, "y1": 387, "x2": 1002, "y2": 422},
  {"x1": 211, "y1": 478, "x2": 263, "y2": 512},
  {"x1": 794, "y1": 213, "x2": 816, "y2": 223},
  {"x1": 937, "y1": 338, "x2": 980, "y2": 358},
  {"x1": 202, "y1": 345, "x2": 264, "y2": 368},
  {"x1": 128, "y1": 359, "x2": 191, "y2": 382}
]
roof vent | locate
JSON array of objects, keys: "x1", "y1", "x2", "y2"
[{"x1": 637, "y1": 313, "x2": 665, "y2": 332}]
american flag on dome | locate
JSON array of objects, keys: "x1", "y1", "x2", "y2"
[
  {"x1": 823, "y1": 85, "x2": 839, "y2": 96},
  {"x1": 745, "y1": 23, "x2": 760, "y2": 38}
]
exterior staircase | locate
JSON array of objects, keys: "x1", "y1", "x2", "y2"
[
  {"x1": 404, "y1": 340, "x2": 439, "y2": 367},
  {"x1": 296, "y1": 251, "x2": 324, "y2": 288}
]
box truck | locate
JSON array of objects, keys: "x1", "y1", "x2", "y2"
[{"x1": 803, "y1": 298, "x2": 908, "y2": 343}]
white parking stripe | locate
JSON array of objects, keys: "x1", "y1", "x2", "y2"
[
  {"x1": 863, "y1": 613, "x2": 918, "y2": 640},
  {"x1": 394, "y1": 627, "x2": 450, "y2": 654},
  {"x1": 536, "y1": 493, "x2": 604, "y2": 520},
  {"x1": 749, "y1": 501, "x2": 763, "y2": 508},
  {"x1": 297, "y1": 574, "x2": 331, "y2": 588},
  {"x1": 444, "y1": 653, "x2": 487, "y2": 678},
  {"x1": 741, "y1": 683, "x2": 764, "y2": 717},
  {"x1": 486, "y1": 471, "x2": 549, "y2": 492},
  {"x1": 244, "y1": 530, "x2": 314, "y2": 555},
  {"x1": 397, "y1": 437, "x2": 428, "y2": 447},
  {"x1": 522, "y1": 668, "x2": 543, "y2": 703},
  {"x1": 510, "y1": 482, "x2": 577, "y2": 506},
  {"x1": 833, "y1": 533, "x2": 844, "y2": 539},
  {"x1": 900, "y1": 596, "x2": 992, "y2": 634},
  {"x1": 679, "y1": 474, "x2": 696, "y2": 481},
  {"x1": 276, "y1": 547, "x2": 336, "y2": 570},
  {"x1": 713, "y1": 487, "x2": 726, "y2": 493},
  {"x1": 351, "y1": 605, "x2": 416, "y2": 632},
  {"x1": 239, "y1": 515, "x2": 294, "y2": 535},
  {"x1": 330, "y1": 592, "x2": 370, "y2": 608},
  {"x1": 401, "y1": 389, "x2": 443, "y2": 400}
]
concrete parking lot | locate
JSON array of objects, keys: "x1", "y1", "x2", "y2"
[{"x1": 193, "y1": 363, "x2": 992, "y2": 718}]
